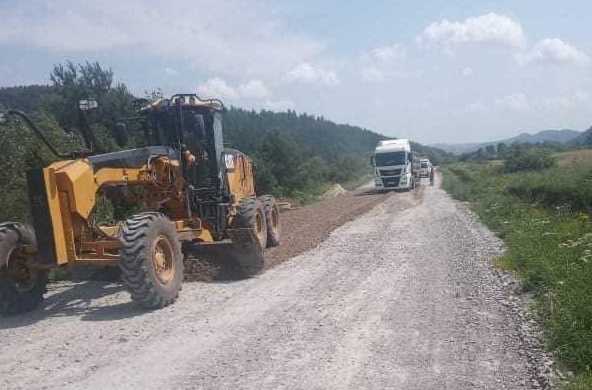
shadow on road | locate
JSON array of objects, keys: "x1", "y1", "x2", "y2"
[
  {"x1": 0, "y1": 281, "x2": 147, "y2": 329},
  {"x1": 0, "y1": 246, "x2": 260, "y2": 329}
]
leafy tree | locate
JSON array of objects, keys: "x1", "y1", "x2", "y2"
[
  {"x1": 497, "y1": 143, "x2": 508, "y2": 158},
  {"x1": 46, "y1": 61, "x2": 134, "y2": 151},
  {"x1": 503, "y1": 146, "x2": 556, "y2": 173}
]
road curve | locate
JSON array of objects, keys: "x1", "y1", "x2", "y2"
[{"x1": 0, "y1": 179, "x2": 538, "y2": 389}]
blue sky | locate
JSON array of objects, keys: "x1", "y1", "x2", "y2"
[{"x1": 0, "y1": 0, "x2": 591, "y2": 144}]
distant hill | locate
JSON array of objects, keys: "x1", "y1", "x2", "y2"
[
  {"x1": 510, "y1": 129, "x2": 581, "y2": 144},
  {"x1": 568, "y1": 126, "x2": 592, "y2": 146},
  {"x1": 433, "y1": 129, "x2": 582, "y2": 155}
]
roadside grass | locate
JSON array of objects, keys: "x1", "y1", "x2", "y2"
[
  {"x1": 557, "y1": 150, "x2": 592, "y2": 168},
  {"x1": 566, "y1": 374, "x2": 592, "y2": 390},
  {"x1": 441, "y1": 160, "x2": 592, "y2": 388}
]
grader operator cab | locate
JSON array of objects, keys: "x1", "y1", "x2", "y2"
[{"x1": 0, "y1": 94, "x2": 280, "y2": 315}]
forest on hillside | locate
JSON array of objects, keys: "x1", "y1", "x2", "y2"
[{"x1": 0, "y1": 61, "x2": 449, "y2": 221}]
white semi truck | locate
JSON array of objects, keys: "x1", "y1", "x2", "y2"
[{"x1": 372, "y1": 139, "x2": 416, "y2": 191}]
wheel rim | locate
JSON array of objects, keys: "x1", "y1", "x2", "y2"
[
  {"x1": 256, "y1": 211, "x2": 265, "y2": 242},
  {"x1": 5, "y1": 249, "x2": 37, "y2": 293},
  {"x1": 271, "y1": 206, "x2": 279, "y2": 231},
  {"x1": 152, "y1": 236, "x2": 175, "y2": 285}
]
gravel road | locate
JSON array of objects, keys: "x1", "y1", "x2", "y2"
[{"x1": 0, "y1": 178, "x2": 544, "y2": 389}]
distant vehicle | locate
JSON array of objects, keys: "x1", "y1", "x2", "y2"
[
  {"x1": 418, "y1": 158, "x2": 432, "y2": 178},
  {"x1": 372, "y1": 139, "x2": 416, "y2": 191}
]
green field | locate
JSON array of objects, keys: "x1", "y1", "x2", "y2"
[{"x1": 442, "y1": 150, "x2": 592, "y2": 389}]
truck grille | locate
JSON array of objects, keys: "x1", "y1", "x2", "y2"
[
  {"x1": 382, "y1": 177, "x2": 400, "y2": 188},
  {"x1": 379, "y1": 169, "x2": 402, "y2": 176}
]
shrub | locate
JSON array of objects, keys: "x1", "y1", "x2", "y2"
[
  {"x1": 503, "y1": 148, "x2": 556, "y2": 173},
  {"x1": 506, "y1": 167, "x2": 592, "y2": 212}
]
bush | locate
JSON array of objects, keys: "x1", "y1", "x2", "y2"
[
  {"x1": 504, "y1": 148, "x2": 556, "y2": 173},
  {"x1": 506, "y1": 167, "x2": 592, "y2": 212}
]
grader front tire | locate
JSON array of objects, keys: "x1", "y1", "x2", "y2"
[
  {"x1": 236, "y1": 197, "x2": 268, "y2": 249},
  {"x1": 119, "y1": 213, "x2": 184, "y2": 310},
  {"x1": 0, "y1": 223, "x2": 48, "y2": 316}
]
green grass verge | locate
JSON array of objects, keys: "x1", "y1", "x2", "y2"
[{"x1": 441, "y1": 163, "x2": 592, "y2": 388}]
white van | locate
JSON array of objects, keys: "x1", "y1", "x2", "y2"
[{"x1": 419, "y1": 159, "x2": 432, "y2": 178}]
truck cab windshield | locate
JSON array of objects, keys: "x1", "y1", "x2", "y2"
[{"x1": 375, "y1": 151, "x2": 406, "y2": 166}]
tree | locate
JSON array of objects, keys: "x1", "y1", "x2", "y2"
[
  {"x1": 46, "y1": 61, "x2": 134, "y2": 151},
  {"x1": 497, "y1": 143, "x2": 508, "y2": 158}
]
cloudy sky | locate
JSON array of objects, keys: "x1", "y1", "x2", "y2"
[{"x1": 0, "y1": 0, "x2": 590, "y2": 144}]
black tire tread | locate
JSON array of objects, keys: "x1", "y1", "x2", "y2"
[
  {"x1": 119, "y1": 213, "x2": 183, "y2": 310},
  {"x1": 235, "y1": 197, "x2": 268, "y2": 249},
  {"x1": 0, "y1": 222, "x2": 47, "y2": 316}
]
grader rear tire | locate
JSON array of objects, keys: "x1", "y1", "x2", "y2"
[
  {"x1": 229, "y1": 197, "x2": 268, "y2": 275},
  {"x1": 260, "y1": 195, "x2": 280, "y2": 247},
  {"x1": 119, "y1": 213, "x2": 184, "y2": 310},
  {"x1": 0, "y1": 222, "x2": 48, "y2": 316}
]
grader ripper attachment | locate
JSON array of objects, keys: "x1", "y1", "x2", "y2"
[{"x1": 0, "y1": 94, "x2": 281, "y2": 315}]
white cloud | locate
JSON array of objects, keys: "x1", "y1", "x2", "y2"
[
  {"x1": 361, "y1": 67, "x2": 386, "y2": 83},
  {"x1": 462, "y1": 67, "x2": 473, "y2": 77},
  {"x1": 368, "y1": 44, "x2": 406, "y2": 62},
  {"x1": 198, "y1": 78, "x2": 273, "y2": 102},
  {"x1": 539, "y1": 91, "x2": 590, "y2": 111},
  {"x1": 0, "y1": 0, "x2": 324, "y2": 79},
  {"x1": 238, "y1": 80, "x2": 271, "y2": 99},
  {"x1": 286, "y1": 63, "x2": 339, "y2": 86},
  {"x1": 466, "y1": 91, "x2": 590, "y2": 115},
  {"x1": 419, "y1": 13, "x2": 526, "y2": 49},
  {"x1": 465, "y1": 101, "x2": 487, "y2": 113},
  {"x1": 359, "y1": 43, "x2": 407, "y2": 83},
  {"x1": 164, "y1": 67, "x2": 178, "y2": 76},
  {"x1": 516, "y1": 38, "x2": 590, "y2": 66},
  {"x1": 198, "y1": 78, "x2": 239, "y2": 100},
  {"x1": 495, "y1": 93, "x2": 530, "y2": 112}
]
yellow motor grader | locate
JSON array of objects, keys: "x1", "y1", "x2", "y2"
[{"x1": 0, "y1": 94, "x2": 280, "y2": 315}]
